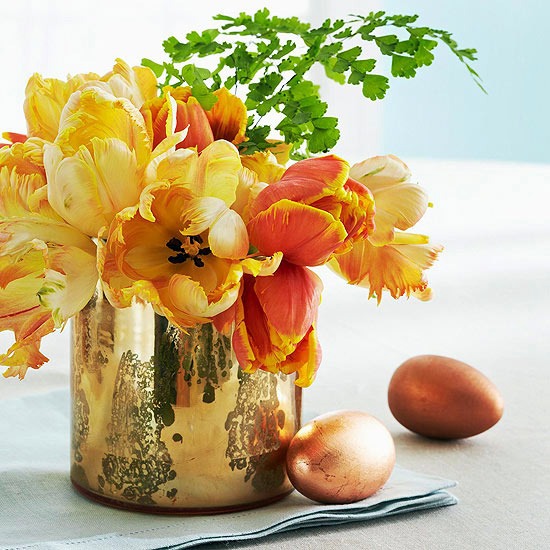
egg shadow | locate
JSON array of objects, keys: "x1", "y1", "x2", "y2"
[{"x1": 390, "y1": 429, "x2": 477, "y2": 451}]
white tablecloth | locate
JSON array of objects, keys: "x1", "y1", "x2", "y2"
[{"x1": 1, "y1": 159, "x2": 549, "y2": 549}]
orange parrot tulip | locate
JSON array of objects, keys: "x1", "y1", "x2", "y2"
[
  {"x1": 329, "y1": 155, "x2": 442, "y2": 301},
  {"x1": 141, "y1": 86, "x2": 247, "y2": 152},
  {"x1": 223, "y1": 154, "x2": 375, "y2": 386}
]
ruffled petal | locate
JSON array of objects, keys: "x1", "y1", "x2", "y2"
[
  {"x1": 0, "y1": 312, "x2": 54, "y2": 379},
  {"x1": 240, "y1": 151, "x2": 286, "y2": 184},
  {"x1": 329, "y1": 233, "x2": 443, "y2": 302},
  {"x1": 138, "y1": 182, "x2": 193, "y2": 231},
  {"x1": 56, "y1": 86, "x2": 151, "y2": 170},
  {"x1": 232, "y1": 166, "x2": 267, "y2": 224},
  {"x1": 231, "y1": 266, "x2": 321, "y2": 383},
  {"x1": 350, "y1": 155, "x2": 428, "y2": 247},
  {"x1": 232, "y1": 275, "x2": 288, "y2": 373},
  {"x1": 145, "y1": 147, "x2": 195, "y2": 187},
  {"x1": 248, "y1": 199, "x2": 347, "y2": 266},
  {"x1": 44, "y1": 144, "x2": 109, "y2": 236},
  {"x1": 180, "y1": 197, "x2": 228, "y2": 236},
  {"x1": 0, "y1": 251, "x2": 54, "y2": 378},
  {"x1": 37, "y1": 246, "x2": 98, "y2": 328},
  {"x1": 100, "y1": 58, "x2": 158, "y2": 109},
  {"x1": 23, "y1": 72, "x2": 99, "y2": 141}
]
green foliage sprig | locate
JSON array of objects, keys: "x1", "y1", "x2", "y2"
[{"x1": 143, "y1": 9, "x2": 482, "y2": 160}]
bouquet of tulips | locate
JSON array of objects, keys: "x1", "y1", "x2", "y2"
[{"x1": 0, "y1": 10, "x2": 478, "y2": 385}]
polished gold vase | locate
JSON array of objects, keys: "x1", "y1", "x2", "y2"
[{"x1": 71, "y1": 290, "x2": 301, "y2": 514}]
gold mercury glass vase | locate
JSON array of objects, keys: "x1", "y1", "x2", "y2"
[{"x1": 70, "y1": 289, "x2": 302, "y2": 514}]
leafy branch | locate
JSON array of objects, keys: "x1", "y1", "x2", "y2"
[{"x1": 143, "y1": 9, "x2": 483, "y2": 160}]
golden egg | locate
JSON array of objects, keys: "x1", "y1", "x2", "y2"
[
  {"x1": 388, "y1": 355, "x2": 504, "y2": 439},
  {"x1": 286, "y1": 410, "x2": 395, "y2": 504}
]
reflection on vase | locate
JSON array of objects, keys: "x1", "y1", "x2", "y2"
[{"x1": 71, "y1": 289, "x2": 301, "y2": 514}]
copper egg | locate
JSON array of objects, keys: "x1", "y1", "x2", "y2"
[
  {"x1": 388, "y1": 355, "x2": 504, "y2": 439},
  {"x1": 286, "y1": 410, "x2": 395, "y2": 504}
]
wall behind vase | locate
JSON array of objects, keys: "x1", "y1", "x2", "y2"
[
  {"x1": 1, "y1": 1, "x2": 546, "y2": 164},
  {"x1": 378, "y1": 0, "x2": 548, "y2": 164},
  {"x1": 0, "y1": 0, "x2": 311, "y2": 134}
]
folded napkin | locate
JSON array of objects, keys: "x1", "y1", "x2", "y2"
[{"x1": 0, "y1": 390, "x2": 457, "y2": 550}]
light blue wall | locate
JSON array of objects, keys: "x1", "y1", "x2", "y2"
[{"x1": 380, "y1": 1, "x2": 549, "y2": 163}]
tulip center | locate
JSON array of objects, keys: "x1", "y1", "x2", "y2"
[{"x1": 166, "y1": 236, "x2": 211, "y2": 267}]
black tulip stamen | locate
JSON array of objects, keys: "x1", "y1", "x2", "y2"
[
  {"x1": 168, "y1": 253, "x2": 189, "y2": 264},
  {"x1": 166, "y1": 237, "x2": 183, "y2": 252},
  {"x1": 166, "y1": 235, "x2": 210, "y2": 267}
]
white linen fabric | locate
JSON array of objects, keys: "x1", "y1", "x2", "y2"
[{"x1": 0, "y1": 389, "x2": 456, "y2": 550}]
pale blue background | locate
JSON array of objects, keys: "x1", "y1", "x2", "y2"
[
  {"x1": 0, "y1": 1, "x2": 547, "y2": 164},
  {"x1": 380, "y1": 1, "x2": 548, "y2": 163}
]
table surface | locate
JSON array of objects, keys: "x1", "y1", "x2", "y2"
[{"x1": 1, "y1": 158, "x2": 549, "y2": 549}]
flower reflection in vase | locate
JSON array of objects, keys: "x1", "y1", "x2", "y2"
[{"x1": 71, "y1": 290, "x2": 301, "y2": 513}]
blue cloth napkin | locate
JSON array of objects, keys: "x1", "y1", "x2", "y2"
[{"x1": 0, "y1": 390, "x2": 457, "y2": 550}]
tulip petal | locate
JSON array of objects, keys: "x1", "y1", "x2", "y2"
[
  {"x1": 180, "y1": 197, "x2": 228, "y2": 236},
  {"x1": 241, "y1": 252, "x2": 283, "y2": 276},
  {"x1": 90, "y1": 137, "x2": 140, "y2": 211},
  {"x1": 37, "y1": 246, "x2": 98, "y2": 328},
  {"x1": 248, "y1": 199, "x2": 347, "y2": 266},
  {"x1": 350, "y1": 155, "x2": 411, "y2": 192},
  {"x1": 206, "y1": 87, "x2": 248, "y2": 145},
  {"x1": 0, "y1": 217, "x2": 96, "y2": 259},
  {"x1": 232, "y1": 166, "x2": 267, "y2": 224},
  {"x1": 208, "y1": 208, "x2": 249, "y2": 260},
  {"x1": 0, "y1": 254, "x2": 55, "y2": 378},
  {"x1": 145, "y1": 147, "x2": 195, "y2": 187},
  {"x1": 101, "y1": 58, "x2": 158, "y2": 109},
  {"x1": 194, "y1": 140, "x2": 241, "y2": 206},
  {"x1": 280, "y1": 325, "x2": 321, "y2": 388},
  {"x1": 45, "y1": 144, "x2": 109, "y2": 236},
  {"x1": 350, "y1": 155, "x2": 428, "y2": 247},
  {"x1": 232, "y1": 275, "x2": 285, "y2": 372},
  {"x1": 240, "y1": 151, "x2": 286, "y2": 185},
  {"x1": 138, "y1": 181, "x2": 194, "y2": 229},
  {"x1": 329, "y1": 234, "x2": 443, "y2": 302},
  {"x1": 174, "y1": 96, "x2": 214, "y2": 152},
  {"x1": 232, "y1": 270, "x2": 319, "y2": 379},
  {"x1": 24, "y1": 72, "x2": 98, "y2": 141},
  {"x1": 368, "y1": 183, "x2": 429, "y2": 246},
  {"x1": 1, "y1": 313, "x2": 54, "y2": 379},
  {"x1": 212, "y1": 300, "x2": 238, "y2": 334},
  {"x1": 57, "y1": 86, "x2": 151, "y2": 170},
  {"x1": 250, "y1": 155, "x2": 350, "y2": 217},
  {"x1": 254, "y1": 261, "x2": 322, "y2": 343},
  {"x1": 167, "y1": 260, "x2": 242, "y2": 319}
]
